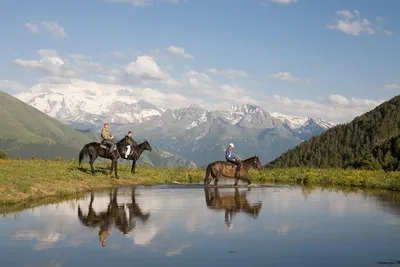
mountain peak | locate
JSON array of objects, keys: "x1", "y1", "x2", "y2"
[
  {"x1": 229, "y1": 103, "x2": 262, "y2": 115},
  {"x1": 270, "y1": 112, "x2": 335, "y2": 130}
]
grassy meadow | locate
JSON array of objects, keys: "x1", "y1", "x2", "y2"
[{"x1": 1, "y1": 158, "x2": 400, "y2": 206}]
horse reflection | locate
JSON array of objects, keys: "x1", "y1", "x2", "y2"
[
  {"x1": 77, "y1": 188, "x2": 150, "y2": 247},
  {"x1": 204, "y1": 187, "x2": 262, "y2": 229}
]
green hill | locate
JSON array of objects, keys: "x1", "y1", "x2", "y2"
[
  {"x1": 265, "y1": 95, "x2": 400, "y2": 169},
  {"x1": 0, "y1": 90, "x2": 94, "y2": 159}
]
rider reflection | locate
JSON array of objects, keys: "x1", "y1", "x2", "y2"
[
  {"x1": 204, "y1": 187, "x2": 262, "y2": 230},
  {"x1": 77, "y1": 188, "x2": 151, "y2": 247}
]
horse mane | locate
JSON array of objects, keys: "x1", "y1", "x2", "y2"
[
  {"x1": 242, "y1": 155, "x2": 259, "y2": 163},
  {"x1": 116, "y1": 135, "x2": 131, "y2": 145}
]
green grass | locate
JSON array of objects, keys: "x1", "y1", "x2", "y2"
[{"x1": 1, "y1": 158, "x2": 400, "y2": 207}]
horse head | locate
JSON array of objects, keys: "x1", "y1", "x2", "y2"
[
  {"x1": 143, "y1": 140, "x2": 153, "y2": 152},
  {"x1": 252, "y1": 155, "x2": 263, "y2": 171},
  {"x1": 125, "y1": 135, "x2": 135, "y2": 146}
]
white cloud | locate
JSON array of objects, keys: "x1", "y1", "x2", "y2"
[
  {"x1": 384, "y1": 29, "x2": 393, "y2": 36},
  {"x1": 167, "y1": 46, "x2": 195, "y2": 59},
  {"x1": 268, "y1": 94, "x2": 384, "y2": 122},
  {"x1": 9, "y1": 48, "x2": 387, "y2": 123},
  {"x1": 327, "y1": 94, "x2": 350, "y2": 106},
  {"x1": 205, "y1": 68, "x2": 248, "y2": 78},
  {"x1": 67, "y1": 54, "x2": 92, "y2": 60},
  {"x1": 38, "y1": 49, "x2": 59, "y2": 57},
  {"x1": 266, "y1": 72, "x2": 308, "y2": 83},
  {"x1": 327, "y1": 10, "x2": 392, "y2": 36},
  {"x1": 25, "y1": 21, "x2": 68, "y2": 40},
  {"x1": 25, "y1": 23, "x2": 39, "y2": 33},
  {"x1": 270, "y1": 0, "x2": 297, "y2": 4},
  {"x1": 124, "y1": 55, "x2": 177, "y2": 85},
  {"x1": 13, "y1": 53, "x2": 81, "y2": 78},
  {"x1": 75, "y1": 60, "x2": 104, "y2": 72},
  {"x1": 0, "y1": 80, "x2": 27, "y2": 92},
  {"x1": 384, "y1": 84, "x2": 400, "y2": 90}
]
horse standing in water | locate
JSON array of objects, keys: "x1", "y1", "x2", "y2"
[
  {"x1": 78, "y1": 135, "x2": 135, "y2": 179},
  {"x1": 120, "y1": 141, "x2": 153, "y2": 174},
  {"x1": 203, "y1": 155, "x2": 263, "y2": 186}
]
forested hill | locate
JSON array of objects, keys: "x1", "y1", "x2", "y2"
[
  {"x1": 348, "y1": 134, "x2": 400, "y2": 171},
  {"x1": 265, "y1": 95, "x2": 400, "y2": 169}
]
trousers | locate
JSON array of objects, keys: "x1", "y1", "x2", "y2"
[{"x1": 102, "y1": 139, "x2": 115, "y2": 154}]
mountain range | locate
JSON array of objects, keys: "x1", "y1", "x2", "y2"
[
  {"x1": 0, "y1": 90, "x2": 196, "y2": 168},
  {"x1": 13, "y1": 86, "x2": 336, "y2": 166}
]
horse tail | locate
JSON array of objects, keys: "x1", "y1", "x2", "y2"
[
  {"x1": 204, "y1": 163, "x2": 212, "y2": 185},
  {"x1": 78, "y1": 144, "x2": 90, "y2": 166}
]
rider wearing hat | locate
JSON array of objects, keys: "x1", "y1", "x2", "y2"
[{"x1": 225, "y1": 143, "x2": 242, "y2": 178}]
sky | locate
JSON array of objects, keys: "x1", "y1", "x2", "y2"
[{"x1": 0, "y1": 0, "x2": 399, "y2": 123}]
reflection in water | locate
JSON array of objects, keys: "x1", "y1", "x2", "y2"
[
  {"x1": 204, "y1": 187, "x2": 262, "y2": 229},
  {"x1": 77, "y1": 188, "x2": 150, "y2": 247},
  {"x1": 2, "y1": 185, "x2": 400, "y2": 267}
]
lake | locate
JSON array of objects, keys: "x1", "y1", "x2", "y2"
[{"x1": 1, "y1": 183, "x2": 400, "y2": 267}]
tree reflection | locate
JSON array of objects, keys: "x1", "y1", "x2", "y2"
[
  {"x1": 204, "y1": 187, "x2": 262, "y2": 229},
  {"x1": 77, "y1": 188, "x2": 150, "y2": 247}
]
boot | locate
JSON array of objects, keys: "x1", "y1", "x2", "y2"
[{"x1": 234, "y1": 168, "x2": 239, "y2": 178}]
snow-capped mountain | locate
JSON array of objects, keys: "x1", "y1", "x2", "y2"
[
  {"x1": 15, "y1": 84, "x2": 164, "y2": 126},
  {"x1": 270, "y1": 112, "x2": 335, "y2": 130},
  {"x1": 14, "y1": 85, "x2": 335, "y2": 133}
]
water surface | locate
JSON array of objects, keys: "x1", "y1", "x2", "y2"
[{"x1": 1, "y1": 184, "x2": 400, "y2": 267}]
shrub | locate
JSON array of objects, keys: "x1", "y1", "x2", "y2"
[{"x1": 0, "y1": 150, "x2": 8, "y2": 159}]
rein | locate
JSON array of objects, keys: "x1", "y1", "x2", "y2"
[{"x1": 230, "y1": 158, "x2": 257, "y2": 168}]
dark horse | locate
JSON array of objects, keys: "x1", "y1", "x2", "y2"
[
  {"x1": 203, "y1": 155, "x2": 263, "y2": 186},
  {"x1": 78, "y1": 135, "x2": 135, "y2": 179},
  {"x1": 122, "y1": 141, "x2": 153, "y2": 174}
]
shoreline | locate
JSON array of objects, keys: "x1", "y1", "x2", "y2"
[{"x1": 1, "y1": 158, "x2": 400, "y2": 207}]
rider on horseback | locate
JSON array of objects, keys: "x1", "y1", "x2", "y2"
[
  {"x1": 101, "y1": 123, "x2": 115, "y2": 155},
  {"x1": 225, "y1": 143, "x2": 242, "y2": 178},
  {"x1": 125, "y1": 131, "x2": 138, "y2": 158}
]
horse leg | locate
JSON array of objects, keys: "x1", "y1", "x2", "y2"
[
  {"x1": 114, "y1": 159, "x2": 119, "y2": 179},
  {"x1": 234, "y1": 177, "x2": 239, "y2": 186},
  {"x1": 214, "y1": 175, "x2": 219, "y2": 186},
  {"x1": 131, "y1": 160, "x2": 136, "y2": 174},
  {"x1": 245, "y1": 176, "x2": 251, "y2": 185},
  {"x1": 109, "y1": 157, "x2": 114, "y2": 176},
  {"x1": 89, "y1": 154, "x2": 98, "y2": 175}
]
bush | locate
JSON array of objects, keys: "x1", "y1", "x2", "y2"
[{"x1": 0, "y1": 150, "x2": 9, "y2": 159}]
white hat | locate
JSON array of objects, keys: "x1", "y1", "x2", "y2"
[{"x1": 229, "y1": 143, "x2": 234, "y2": 148}]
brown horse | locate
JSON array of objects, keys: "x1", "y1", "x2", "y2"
[
  {"x1": 204, "y1": 187, "x2": 262, "y2": 229},
  {"x1": 203, "y1": 155, "x2": 263, "y2": 186}
]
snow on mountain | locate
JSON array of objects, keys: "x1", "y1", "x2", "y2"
[
  {"x1": 14, "y1": 83, "x2": 164, "y2": 125},
  {"x1": 270, "y1": 112, "x2": 335, "y2": 130},
  {"x1": 14, "y1": 82, "x2": 335, "y2": 134}
]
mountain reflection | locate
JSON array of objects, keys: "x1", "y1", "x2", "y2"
[
  {"x1": 204, "y1": 187, "x2": 262, "y2": 229},
  {"x1": 77, "y1": 188, "x2": 150, "y2": 247}
]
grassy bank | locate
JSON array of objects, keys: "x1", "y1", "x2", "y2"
[{"x1": 1, "y1": 159, "x2": 400, "y2": 205}]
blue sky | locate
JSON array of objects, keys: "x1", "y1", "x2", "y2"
[{"x1": 0, "y1": 0, "x2": 399, "y2": 123}]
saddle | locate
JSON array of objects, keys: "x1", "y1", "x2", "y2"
[
  {"x1": 225, "y1": 161, "x2": 238, "y2": 168},
  {"x1": 100, "y1": 143, "x2": 117, "y2": 151}
]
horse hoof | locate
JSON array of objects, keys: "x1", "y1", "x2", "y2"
[{"x1": 115, "y1": 176, "x2": 119, "y2": 180}]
